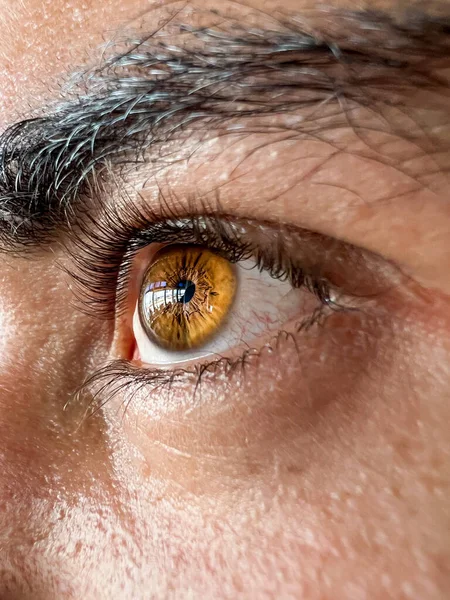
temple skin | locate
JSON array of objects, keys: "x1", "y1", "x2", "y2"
[{"x1": 0, "y1": 0, "x2": 449, "y2": 599}]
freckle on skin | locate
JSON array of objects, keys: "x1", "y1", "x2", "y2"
[{"x1": 74, "y1": 541, "x2": 83, "y2": 556}]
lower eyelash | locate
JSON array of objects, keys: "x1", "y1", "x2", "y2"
[
  {"x1": 74, "y1": 350, "x2": 270, "y2": 420},
  {"x1": 72, "y1": 309, "x2": 337, "y2": 419}
]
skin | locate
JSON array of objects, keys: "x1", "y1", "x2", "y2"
[{"x1": 0, "y1": 0, "x2": 449, "y2": 598}]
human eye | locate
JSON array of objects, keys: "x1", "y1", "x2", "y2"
[
  {"x1": 69, "y1": 202, "x2": 400, "y2": 412},
  {"x1": 131, "y1": 220, "x2": 338, "y2": 366}
]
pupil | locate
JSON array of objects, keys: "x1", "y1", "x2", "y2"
[{"x1": 176, "y1": 280, "x2": 196, "y2": 304}]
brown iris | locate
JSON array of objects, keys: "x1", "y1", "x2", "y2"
[{"x1": 138, "y1": 245, "x2": 236, "y2": 350}]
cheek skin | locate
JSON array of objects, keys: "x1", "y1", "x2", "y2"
[
  {"x1": 101, "y1": 298, "x2": 450, "y2": 597},
  {"x1": 96, "y1": 317, "x2": 450, "y2": 599},
  {"x1": 0, "y1": 258, "x2": 119, "y2": 598}
]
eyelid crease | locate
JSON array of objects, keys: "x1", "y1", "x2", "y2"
[{"x1": 61, "y1": 192, "x2": 393, "y2": 322}]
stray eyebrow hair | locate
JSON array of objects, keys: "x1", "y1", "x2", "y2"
[{"x1": 0, "y1": 8, "x2": 449, "y2": 250}]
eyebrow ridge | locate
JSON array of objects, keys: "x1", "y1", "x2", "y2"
[{"x1": 0, "y1": 8, "x2": 449, "y2": 250}]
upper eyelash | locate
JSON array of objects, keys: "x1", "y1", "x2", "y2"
[{"x1": 62, "y1": 196, "x2": 335, "y2": 319}]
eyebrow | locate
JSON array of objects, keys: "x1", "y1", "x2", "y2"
[{"x1": 0, "y1": 8, "x2": 449, "y2": 250}]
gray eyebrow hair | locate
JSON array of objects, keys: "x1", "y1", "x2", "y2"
[{"x1": 0, "y1": 8, "x2": 449, "y2": 250}]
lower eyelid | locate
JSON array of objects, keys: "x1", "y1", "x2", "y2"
[{"x1": 80, "y1": 301, "x2": 383, "y2": 431}]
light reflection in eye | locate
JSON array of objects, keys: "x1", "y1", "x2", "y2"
[{"x1": 143, "y1": 280, "x2": 196, "y2": 312}]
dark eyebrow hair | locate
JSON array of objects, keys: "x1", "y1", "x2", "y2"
[{"x1": 0, "y1": 8, "x2": 449, "y2": 250}]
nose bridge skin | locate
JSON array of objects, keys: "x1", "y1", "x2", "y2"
[{"x1": 0, "y1": 258, "x2": 117, "y2": 598}]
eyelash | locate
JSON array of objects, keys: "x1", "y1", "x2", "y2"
[
  {"x1": 66, "y1": 197, "x2": 335, "y2": 320},
  {"x1": 66, "y1": 196, "x2": 347, "y2": 412},
  {"x1": 77, "y1": 330, "x2": 304, "y2": 419}
]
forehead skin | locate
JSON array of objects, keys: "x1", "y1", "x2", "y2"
[{"x1": 0, "y1": 0, "x2": 449, "y2": 599}]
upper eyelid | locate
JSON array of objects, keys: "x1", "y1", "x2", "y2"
[
  {"x1": 62, "y1": 196, "x2": 400, "y2": 326},
  {"x1": 62, "y1": 208, "x2": 307, "y2": 318},
  {"x1": 0, "y1": 11, "x2": 449, "y2": 252},
  {"x1": 62, "y1": 209, "x2": 296, "y2": 318}
]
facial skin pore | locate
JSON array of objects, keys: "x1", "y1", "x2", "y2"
[{"x1": 0, "y1": 1, "x2": 449, "y2": 599}]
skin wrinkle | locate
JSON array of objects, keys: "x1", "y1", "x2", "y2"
[
  {"x1": 145, "y1": 119, "x2": 443, "y2": 220},
  {"x1": 0, "y1": 10, "x2": 449, "y2": 250}
]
